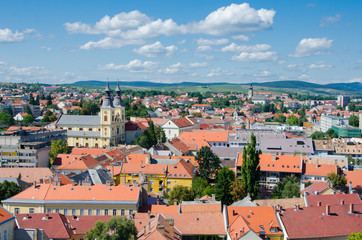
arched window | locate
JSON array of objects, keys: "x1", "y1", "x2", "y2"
[
  {"x1": 104, "y1": 115, "x2": 108, "y2": 122},
  {"x1": 117, "y1": 127, "x2": 120, "y2": 135}
]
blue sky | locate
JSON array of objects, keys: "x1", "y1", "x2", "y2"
[{"x1": 0, "y1": 0, "x2": 361, "y2": 84}]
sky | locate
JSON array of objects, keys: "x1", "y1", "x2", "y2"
[{"x1": 0, "y1": 0, "x2": 361, "y2": 84}]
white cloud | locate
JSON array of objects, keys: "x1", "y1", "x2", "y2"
[
  {"x1": 65, "y1": 3, "x2": 275, "y2": 50},
  {"x1": 40, "y1": 46, "x2": 52, "y2": 51},
  {"x1": 191, "y1": 3, "x2": 275, "y2": 35},
  {"x1": 221, "y1": 43, "x2": 271, "y2": 53},
  {"x1": 164, "y1": 62, "x2": 185, "y2": 74},
  {"x1": 309, "y1": 61, "x2": 332, "y2": 70},
  {"x1": 133, "y1": 41, "x2": 177, "y2": 57},
  {"x1": 254, "y1": 70, "x2": 271, "y2": 77},
  {"x1": 80, "y1": 37, "x2": 144, "y2": 50},
  {"x1": 189, "y1": 62, "x2": 208, "y2": 68},
  {"x1": 320, "y1": 14, "x2": 341, "y2": 26},
  {"x1": 196, "y1": 38, "x2": 229, "y2": 45},
  {"x1": 287, "y1": 64, "x2": 297, "y2": 68},
  {"x1": 291, "y1": 38, "x2": 333, "y2": 57},
  {"x1": 0, "y1": 28, "x2": 35, "y2": 43},
  {"x1": 206, "y1": 68, "x2": 234, "y2": 77},
  {"x1": 99, "y1": 59, "x2": 158, "y2": 72},
  {"x1": 298, "y1": 74, "x2": 310, "y2": 80},
  {"x1": 232, "y1": 35, "x2": 249, "y2": 41},
  {"x1": 197, "y1": 45, "x2": 212, "y2": 52}
]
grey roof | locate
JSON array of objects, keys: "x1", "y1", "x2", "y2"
[
  {"x1": 66, "y1": 130, "x2": 101, "y2": 138},
  {"x1": 220, "y1": 159, "x2": 236, "y2": 168},
  {"x1": 211, "y1": 147, "x2": 241, "y2": 160},
  {"x1": 260, "y1": 137, "x2": 314, "y2": 155},
  {"x1": 56, "y1": 115, "x2": 100, "y2": 126},
  {"x1": 230, "y1": 195, "x2": 257, "y2": 207},
  {"x1": 70, "y1": 169, "x2": 113, "y2": 185},
  {"x1": 0, "y1": 177, "x2": 32, "y2": 190}
]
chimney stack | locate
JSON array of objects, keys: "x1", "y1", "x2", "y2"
[
  {"x1": 148, "y1": 210, "x2": 150, "y2": 219},
  {"x1": 326, "y1": 204, "x2": 330, "y2": 216},
  {"x1": 174, "y1": 199, "x2": 178, "y2": 205},
  {"x1": 349, "y1": 203, "x2": 354, "y2": 214},
  {"x1": 341, "y1": 200, "x2": 344, "y2": 205},
  {"x1": 317, "y1": 201, "x2": 322, "y2": 207},
  {"x1": 349, "y1": 181, "x2": 353, "y2": 194},
  {"x1": 211, "y1": 194, "x2": 216, "y2": 201}
]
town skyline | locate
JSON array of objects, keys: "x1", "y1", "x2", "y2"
[{"x1": 0, "y1": 0, "x2": 361, "y2": 84}]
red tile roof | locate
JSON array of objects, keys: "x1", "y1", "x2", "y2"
[
  {"x1": 0, "y1": 168, "x2": 53, "y2": 183},
  {"x1": 16, "y1": 213, "x2": 74, "y2": 239},
  {"x1": 306, "y1": 193, "x2": 362, "y2": 207},
  {"x1": 0, "y1": 206, "x2": 14, "y2": 224},
  {"x1": 227, "y1": 206, "x2": 282, "y2": 236},
  {"x1": 304, "y1": 163, "x2": 337, "y2": 177},
  {"x1": 345, "y1": 169, "x2": 362, "y2": 189},
  {"x1": 66, "y1": 215, "x2": 113, "y2": 235},
  {"x1": 180, "y1": 202, "x2": 222, "y2": 213},
  {"x1": 138, "y1": 205, "x2": 179, "y2": 214},
  {"x1": 8, "y1": 184, "x2": 140, "y2": 202},
  {"x1": 301, "y1": 182, "x2": 331, "y2": 195},
  {"x1": 280, "y1": 204, "x2": 362, "y2": 239},
  {"x1": 55, "y1": 155, "x2": 100, "y2": 171}
]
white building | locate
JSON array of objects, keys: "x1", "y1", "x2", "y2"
[{"x1": 320, "y1": 114, "x2": 348, "y2": 132}]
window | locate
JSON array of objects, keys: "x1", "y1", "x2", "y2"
[
  {"x1": 63, "y1": 209, "x2": 68, "y2": 215},
  {"x1": 14, "y1": 208, "x2": 20, "y2": 214},
  {"x1": 149, "y1": 181, "x2": 153, "y2": 185},
  {"x1": 167, "y1": 181, "x2": 171, "y2": 186},
  {"x1": 68, "y1": 127, "x2": 72, "y2": 130},
  {"x1": 46, "y1": 208, "x2": 52, "y2": 213},
  {"x1": 113, "y1": 209, "x2": 117, "y2": 216},
  {"x1": 167, "y1": 188, "x2": 171, "y2": 192},
  {"x1": 104, "y1": 115, "x2": 108, "y2": 122},
  {"x1": 104, "y1": 209, "x2": 109, "y2": 215},
  {"x1": 88, "y1": 209, "x2": 93, "y2": 216},
  {"x1": 76, "y1": 143, "x2": 79, "y2": 147},
  {"x1": 55, "y1": 208, "x2": 60, "y2": 213},
  {"x1": 79, "y1": 128, "x2": 83, "y2": 131},
  {"x1": 79, "y1": 209, "x2": 84, "y2": 215},
  {"x1": 89, "y1": 128, "x2": 93, "y2": 131},
  {"x1": 4, "y1": 230, "x2": 7, "y2": 240},
  {"x1": 29, "y1": 208, "x2": 34, "y2": 213},
  {"x1": 150, "y1": 188, "x2": 153, "y2": 192},
  {"x1": 96, "y1": 209, "x2": 101, "y2": 215},
  {"x1": 72, "y1": 208, "x2": 76, "y2": 215},
  {"x1": 121, "y1": 209, "x2": 125, "y2": 215},
  {"x1": 129, "y1": 209, "x2": 134, "y2": 215},
  {"x1": 169, "y1": 174, "x2": 172, "y2": 177}
]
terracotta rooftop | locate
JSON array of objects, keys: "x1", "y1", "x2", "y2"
[
  {"x1": 0, "y1": 205, "x2": 14, "y2": 224},
  {"x1": 306, "y1": 193, "x2": 362, "y2": 207},
  {"x1": 0, "y1": 168, "x2": 53, "y2": 183},
  {"x1": 254, "y1": 198, "x2": 306, "y2": 209},
  {"x1": 301, "y1": 182, "x2": 331, "y2": 196},
  {"x1": 55, "y1": 155, "x2": 100, "y2": 171},
  {"x1": 280, "y1": 204, "x2": 362, "y2": 239},
  {"x1": 304, "y1": 163, "x2": 337, "y2": 177},
  {"x1": 16, "y1": 213, "x2": 74, "y2": 239},
  {"x1": 180, "y1": 202, "x2": 222, "y2": 213}
]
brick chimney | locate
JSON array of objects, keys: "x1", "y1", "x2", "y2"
[
  {"x1": 349, "y1": 203, "x2": 354, "y2": 214},
  {"x1": 326, "y1": 204, "x2": 330, "y2": 216},
  {"x1": 341, "y1": 199, "x2": 344, "y2": 205},
  {"x1": 317, "y1": 201, "x2": 322, "y2": 207}
]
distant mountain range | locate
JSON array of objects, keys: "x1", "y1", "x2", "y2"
[{"x1": 70, "y1": 80, "x2": 362, "y2": 92}]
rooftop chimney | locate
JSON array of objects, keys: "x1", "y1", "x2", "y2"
[
  {"x1": 147, "y1": 210, "x2": 150, "y2": 219},
  {"x1": 341, "y1": 200, "x2": 344, "y2": 205},
  {"x1": 326, "y1": 204, "x2": 330, "y2": 216},
  {"x1": 174, "y1": 199, "x2": 178, "y2": 205},
  {"x1": 349, "y1": 203, "x2": 354, "y2": 214},
  {"x1": 211, "y1": 194, "x2": 216, "y2": 201},
  {"x1": 272, "y1": 154, "x2": 276, "y2": 161},
  {"x1": 317, "y1": 201, "x2": 322, "y2": 207}
]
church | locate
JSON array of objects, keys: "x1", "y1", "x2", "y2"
[{"x1": 56, "y1": 82, "x2": 126, "y2": 147}]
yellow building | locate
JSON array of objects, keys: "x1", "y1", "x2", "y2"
[
  {"x1": 114, "y1": 157, "x2": 196, "y2": 195},
  {"x1": 2, "y1": 182, "x2": 141, "y2": 216},
  {"x1": 56, "y1": 82, "x2": 125, "y2": 147}
]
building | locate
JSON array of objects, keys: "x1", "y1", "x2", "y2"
[
  {"x1": 278, "y1": 203, "x2": 362, "y2": 239},
  {"x1": 56, "y1": 82, "x2": 126, "y2": 147},
  {"x1": 161, "y1": 116, "x2": 198, "y2": 140},
  {"x1": 226, "y1": 206, "x2": 283, "y2": 240},
  {"x1": 301, "y1": 163, "x2": 337, "y2": 183},
  {"x1": 248, "y1": 82, "x2": 253, "y2": 99},
  {"x1": 2, "y1": 183, "x2": 141, "y2": 216},
  {"x1": 320, "y1": 114, "x2": 348, "y2": 132},
  {"x1": 332, "y1": 125, "x2": 362, "y2": 138},
  {"x1": 337, "y1": 95, "x2": 350, "y2": 108},
  {"x1": 0, "y1": 127, "x2": 66, "y2": 168},
  {"x1": 114, "y1": 156, "x2": 196, "y2": 195},
  {"x1": 0, "y1": 205, "x2": 15, "y2": 240}
]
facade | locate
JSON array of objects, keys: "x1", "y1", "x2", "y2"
[
  {"x1": 332, "y1": 125, "x2": 362, "y2": 138},
  {"x1": 0, "y1": 128, "x2": 66, "y2": 168},
  {"x1": 320, "y1": 114, "x2": 348, "y2": 132},
  {"x1": 337, "y1": 95, "x2": 350, "y2": 108},
  {"x1": 0, "y1": 206, "x2": 15, "y2": 240},
  {"x1": 56, "y1": 82, "x2": 126, "y2": 147},
  {"x1": 161, "y1": 116, "x2": 198, "y2": 140},
  {"x1": 2, "y1": 183, "x2": 141, "y2": 216}
]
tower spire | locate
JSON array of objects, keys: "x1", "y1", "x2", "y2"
[
  {"x1": 102, "y1": 80, "x2": 113, "y2": 108},
  {"x1": 113, "y1": 82, "x2": 123, "y2": 107}
]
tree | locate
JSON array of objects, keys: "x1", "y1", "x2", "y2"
[
  {"x1": 50, "y1": 140, "x2": 69, "y2": 165},
  {"x1": 326, "y1": 128, "x2": 338, "y2": 138},
  {"x1": 240, "y1": 133, "x2": 260, "y2": 200},
  {"x1": 29, "y1": 93, "x2": 35, "y2": 105},
  {"x1": 0, "y1": 180, "x2": 22, "y2": 202},
  {"x1": 0, "y1": 110, "x2": 15, "y2": 126},
  {"x1": 272, "y1": 175, "x2": 300, "y2": 199},
  {"x1": 191, "y1": 177, "x2": 209, "y2": 198},
  {"x1": 155, "y1": 126, "x2": 166, "y2": 144},
  {"x1": 86, "y1": 217, "x2": 137, "y2": 240},
  {"x1": 327, "y1": 172, "x2": 347, "y2": 190},
  {"x1": 169, "y1": 185, "x2": 194, "y2": 204},
  {"x1": 132, "y1": 120, "x2": 165, "y2": 149},
  {"x1": 310, "y1": 131, "x2": 327, "y2": 140},
  {"x1": 195, "y1": 146, "x2": 221, "y2": 182},
  {"x1": 214, "y1": 166, "x2": 235, "y2": 205},
  {"x1": 22, "y1": 114, "x2": 34, "y2": 125},
  {"x1": 46, "y1": 95, "x2": 52, "y2": 106},
  {"x1": 35, "y1": 95, "x2": 40, "y2": 105},
  {"x1": 349, "y1": 115, "x2": 359, "y2": 128},
  {"x1": 348, "y1": 232, "x2": 362, "y2": 240},
  {"x1": 286, "y1": 115, "x2": 301, "y2": 126},
  {"x1": 81, "y1": 102, "x2": 100, "y2": 115},
  {"x1": 230, "y1": 179, "x2": 247, "y2": 203}
]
